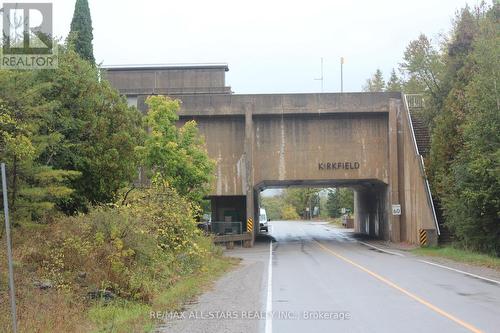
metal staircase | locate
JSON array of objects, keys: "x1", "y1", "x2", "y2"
[
  {"x1": 405, "y1": 94, "x2": 430, "y2": 156},
  {"x1": 405, "y1": 94, "x2": 452, "y2": 244}
]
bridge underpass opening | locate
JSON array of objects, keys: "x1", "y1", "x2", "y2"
[
  {"x1": 207, "y1": 179, "x2": 390, "y2": 242},
  {"x1": 255, "y1": 180, "x2": 389, "y2": 240}
]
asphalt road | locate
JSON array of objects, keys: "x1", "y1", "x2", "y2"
[{"x1": 159, "y1": 221, "x2": 500, "y2": 333}]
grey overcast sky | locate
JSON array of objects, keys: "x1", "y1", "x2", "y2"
[{"x1": 45, "y1": 0, "x2": 477, "y2": 93}]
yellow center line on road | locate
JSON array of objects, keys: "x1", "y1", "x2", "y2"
[{"x1": 314, "y1": 240, "x2": 483, "y2": 333}]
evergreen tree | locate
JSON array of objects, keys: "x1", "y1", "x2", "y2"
[
  {"x1": 429, "y1": 6, "x2": 483, "y2": 200},
  {"x1": 326, "y1": 188, "x2": 354, "y2": 218},
  {"x1": 0, "y1": 47, "x2": 145, "y2": 218},
  {"x1": 441, "y1": 5, "x2": 500, "y2": 254},
  {"x1": 69, "y1": 0, "x2": 95, "y2": 63},
  {"x1": 363, "y1": 69, "x2": 385, "y2": 92},
  {"x1": 397, "y1": 3, "x2": 498, "y2": 253},
  {"x1": 0, "y1": 70, "x2": 80, "y2": 221},
  {"x1": 385, "y1": 69, "x2": 402, "y2": 92},
  {"x1": 36, "y1": 49, "x2": 144, "y2": 212}
]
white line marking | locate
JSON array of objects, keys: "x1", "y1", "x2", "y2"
[
  {"x1": 265, "y1": 240, "x2": 273, "y2": 333},
  {"x1": 418, "y1": 260, "x2": 500, "y2": 285},
  {"x1": 358, "y1": 241, "x2": 406, "y2": 257}
]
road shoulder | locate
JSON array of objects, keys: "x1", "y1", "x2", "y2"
[
  {"x1": 156, "y1": 242, "x2": 270, "y2": 333},
  {"x1": 322, "y1": 224, "x2": 500, "y2": 284},
  {"x1": 358, "y1": 238, "x2": 500, "y2": 283}
]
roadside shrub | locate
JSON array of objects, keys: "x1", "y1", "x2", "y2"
[
  {"x1": 281, "y1": 205, "x2": 300, "y2": 220},
  {"x1": 19, "y1": 180, "x2": 214, "y2": 303}
]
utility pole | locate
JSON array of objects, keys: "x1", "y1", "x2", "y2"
[
  {"x1": 340, "y1": 57, "x2": 344, "y2": 93},
  {"x1": 314, "y1": 57, "x2": 324, "y2": 92},
  {"x1": 2, "y1": 163, "x2": 17, "y2": 333}
]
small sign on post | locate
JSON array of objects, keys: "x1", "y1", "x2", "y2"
[
  {"x1": 246, "y1": 218, "x2": 254, "y2": 233},
  {"x1": 419, "y1": 229, "x2": 428, "y2": 246},
  {"x1": 392, "y1": 204, "x2": 402, "y2": 216}
]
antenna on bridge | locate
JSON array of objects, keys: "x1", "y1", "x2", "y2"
[
  {"x1": 314, "y1": 57, "x2": 324, "y2": 92},
  {"x1": 340, "y1": 57, "x2": 344, "y2": 93}
]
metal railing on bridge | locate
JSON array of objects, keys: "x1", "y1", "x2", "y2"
[
  {"x1": 211, "y1": 221, "x2": 243, "y2": 235},
  {"x1": 406, "y1": 94, "x2": 425, "y2": 109},
  {"x1": 206, "y1": 221, "x2": 252, "y2": 249}
]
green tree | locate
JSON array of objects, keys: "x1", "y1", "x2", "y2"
[
  {"x1": 261, "y1": 195, "x2": 284, "y2": 220},
  {"x1": 441, "y1": 6, "x2": 500, "y2": 254},
  {"x1": 385, "y1": 69, "x2": 402, "y2": 92},
  {"x1": 395, "y1": 3, "x2": 498, "y2": 253},
  {"x1": 69, "y1": 0, "x2": 95, "y2": 63},
  {"x1": 326, "y1": 189, "x2": 341, "y2": 218},
  {"x1": 400, "y1": 34, "x2": 445, "y2": 101},
  {"x1": 429, "y1": 6, "x2": 484, "y2": 199},
  {"x1": 34, "y1": 49, "x2": 143, "y2": 212},
  {"x1": 0, "y1": 48, "x2": 143, "y2": 217},
  {"x1": 397, "y1": 34, "x2": 446, "y2": 128},
  {"x1": 363, "y1": 69, "x2": 385, "y2": 92},
  {"x1": 326, "y1": 188, "x2": 354, "y2": 218},
  {"x1": 0, "y1": 70, "x2": 80, "y2": 221},
  {"x1": 283, "y1": 188, "x2": 320, "y2": 218},
  {"x1": 281, "y1": 205, "x2": 300, "y2": 220},
  {"x1": 139, "y1": 95, "x2": 215, "y2": 205}
]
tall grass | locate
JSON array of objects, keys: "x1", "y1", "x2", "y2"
[{"x1": 412, "y1": 246, "x2": 500, "y2": 270}]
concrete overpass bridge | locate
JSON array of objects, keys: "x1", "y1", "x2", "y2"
[{"x1": 103, "y1": 64, "x2": 439, "y2": 245}]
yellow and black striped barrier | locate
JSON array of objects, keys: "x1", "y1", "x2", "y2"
[
  {"x1": 419, "y1": 229, "x2": 428, "y2": 246},
  {"x1": 247, "y1": 218, "x2": 254, "y2": 233}
]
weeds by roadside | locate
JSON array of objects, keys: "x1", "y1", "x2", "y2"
[
  {"x1": 412, "y1": 246, "x2": 500, "y2": 271},
  {"x1": 0, "y1": 181, "x2": 238, "y2": 332}
]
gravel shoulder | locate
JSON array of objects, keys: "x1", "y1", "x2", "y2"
[{"x1": 156, "y1": 240, "x2": 271, "y2": 333}]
